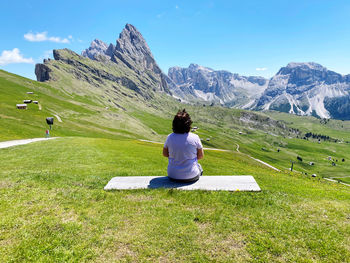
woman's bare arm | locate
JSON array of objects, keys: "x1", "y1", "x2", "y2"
[
  {"x1": 197, "y1": 148, "x2": 204, "y2": 160},
  {"x1": 163, "y1": 147, "x2": 169, "y2": 157}
]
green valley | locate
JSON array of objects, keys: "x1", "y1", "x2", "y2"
[
  {"x1": 1, "y1": 22, "x2": 350, "y2": 262},
  {"x1": 1, "y1": 65, "x2": 350, "y2": 261}
]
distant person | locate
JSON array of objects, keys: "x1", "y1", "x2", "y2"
[
  {"x1": 163, "y1": 109, "x2": 204, "y2": 182},
  {"x1": 45, "y1": 129, "x2": 50, "y2": 138}
]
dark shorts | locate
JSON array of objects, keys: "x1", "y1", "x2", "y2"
[
  {"x1": 168, "y1": 163, "x2": 203, "y2": 183},
  {"x1": 169, "y1": 174, "x2": 200, "y2": 183}
]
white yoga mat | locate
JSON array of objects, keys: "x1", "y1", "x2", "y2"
[{"x1": 104, "y1": 176, "x2": 261, "y2": 191}]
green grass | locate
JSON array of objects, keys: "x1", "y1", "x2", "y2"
[
  {"x1": 266, "y1": 111, "x2": 350, "y2": 141},
  {"x1": 3, "y1": 68, "x2": 349, "y2": 182},
  {"x1": 2, "y1": 69, "x2": 350, "y2": 261},
  {"x1": 1, "y1": 137, "x2": 350, "y2": 262},
  {"x1": 0, "y1": 70, "x2": 165, "y2": 141},
  {"x1": 338, "y1": 177, "x2": 350, "y2": 184}
]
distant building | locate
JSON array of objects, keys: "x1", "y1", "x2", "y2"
[
  {"x1": 33, "y1": 101, "x2": 38, "y2": 104},
  {"x1": 23, "y1": 100, "x2": 32, "y2": 103},
  {"x1": 16, "y1": 104, "x2": 27, "y2": 109},
  {"x1": 26, "y1": 92, "x2": 34, "y2": 94}
]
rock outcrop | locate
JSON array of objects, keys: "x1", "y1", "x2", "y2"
[{"x1": 35, "y1": 63, "x2": 52, "y2": 82}]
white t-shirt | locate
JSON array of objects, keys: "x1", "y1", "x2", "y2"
[{"x1": 164, "y1": 132, "x2": 203, "y2": 180}]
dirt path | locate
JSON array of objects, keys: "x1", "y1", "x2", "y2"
[
  {"x1": 323, "y1": 177, "x2": 350, "y2": 187},
  {"x1": 140, "y1": 139, "x2": 279, "y2": 171},
  {"x1": 54, "y1": 114, "x2": 62, "y2": 123},
  {"x1": 248, "y1": 156, "x2": 280, "y2": 171},
  {"x1": 236, "y1": 143, "x2": 280, "y2": 172},
  {"x1": 139, "y1": 139, "x2": 231, "y2": 152},
  {"x1": 0, "y1": 137, "x2": 58, "y2": 149},
  {"x1": 140, "y1": 140, "x2": 349, "y2": 186}
]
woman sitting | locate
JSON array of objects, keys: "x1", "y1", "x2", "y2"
[{"x1": 163, "y1": 109, "x2": 204, "y2": 182}]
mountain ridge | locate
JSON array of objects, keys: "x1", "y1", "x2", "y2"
[
  {"x1": 35, "y1": 23, "x2": 350, "y2": 120},
  {"x1": 36, "y1": 24, "x2": 171, "y2": 100},
  {"x1": 167, "y1": 63, "x2": 268, "y2": 107},
  {"x1": 169, "y1": 62, "x2": 350, "y2": 119},
  {"x1": 254, "y1": 62, "x2": 350, "y2": 119}
]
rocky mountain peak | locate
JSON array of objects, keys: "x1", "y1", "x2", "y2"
[
  {"x1": 91, "y1": 39, "x2": 108, "y2": 49},
  {"x1": 276, "y1": 62, "x2": 343, "y2": 83},
  {"x1": 81, "y1": 39, "x2": 109, "y2": 60},
  {"x1": 36, "y1": 23, "x2": 171, "y2": 95},
  {"x1": 284, "y1": 62, "x2": 326, "y2": 72},
  {"x1": 188, "y1": 63, "x2": 214, "y2": 72},
  {"x1": 255, "y1": 62, "x2": 350, "y2": 119},
  {"x1": 115, "y1": 23, "x2": 153, "y2": 61},
  {"x1": 188, "y1": 63, "x2": 199, "y2": 69}
]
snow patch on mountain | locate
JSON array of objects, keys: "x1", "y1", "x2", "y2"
[{"x1": 193, "y1": 89, "x2": 221, "y2": 102}]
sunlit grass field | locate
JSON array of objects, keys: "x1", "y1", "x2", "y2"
[
  {"x1": 1, "y1": 137, "x2": 350, "y2": 262},
  {"x1": 1, "y1": 69, "x2": 350, "y2": 262},
  {"x1": 2, "y1": 68, "x2": 350, "y2": 185}
]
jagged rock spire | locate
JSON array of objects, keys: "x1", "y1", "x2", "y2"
[
  {"x1": 81, "y1": 39, "x2": 109, "y2": 60},
  {"x1": 113, "y1": 24, "x2": 161, "y2": 74}
]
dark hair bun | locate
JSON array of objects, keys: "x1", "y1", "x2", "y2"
[{"x1": 172, "y1": 109, "x2": 192, "y2": 134}]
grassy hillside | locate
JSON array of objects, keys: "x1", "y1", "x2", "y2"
[
  {"x1": 2, "y1": 69, "x2": 350, "y2": 184},
  {"x1": 1, "y1": 137, "x2": 350, "y2": 262},
  {"x1": 266, "y1": 111, "x2": 350, "y2": 141},
  {"x1": 0, "y1": 69, "x2": 167, "y2": 141},
  {"x1": 1, "y1": 68, "x2": 350, "y2": 261}
]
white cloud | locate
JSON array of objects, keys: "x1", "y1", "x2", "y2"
[
  {"x1": 175, "y1": 5, "x2": 179, "y2": 9},
  {"x1": 256, "y1": 67, "x2": 268, "y2": 71},
  {"x1": 0, "y1": 48, "x2": 34, "y2": 65},
  {"x1": 24, "y1": 31, "x2": 70, "y2": 43}
]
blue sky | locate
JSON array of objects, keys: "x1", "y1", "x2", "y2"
[{"x1": 1, "y1": 0, "x2": 350, "y2": 80}]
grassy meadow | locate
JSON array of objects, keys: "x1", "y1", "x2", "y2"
[
  {"x1": 1, "y1": 70, "x2": 350, "y2": 261},
  {"x1": 1, "y1": 137, "x2": 350, "y2": 262}
]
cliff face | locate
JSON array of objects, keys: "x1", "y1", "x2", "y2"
[
  {"x1": 168, "y1": 62, "x2": 350, "y2": 119},
  {"x1": 254, "y1": 63, "x2": 350, "y2": 118},
  {"x1": 35, "y1": 24, "x2": 171, "y2": 103},
  {"x1": 167, "y1": 64, "x2": 268, "y2": 107},
  {"x1": 35, "y1": 62, "x2": 52, "y2": 82}
]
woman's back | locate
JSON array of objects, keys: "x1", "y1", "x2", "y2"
[{"x1": 164, "y1": 132, "x2": 202, "y2": 180}]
